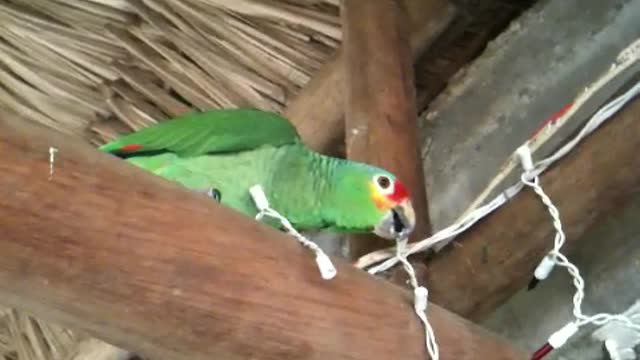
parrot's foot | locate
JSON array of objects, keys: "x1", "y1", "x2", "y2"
[
  {"x1": 194, "y1": 187, "x2": 222, "y2": 202},
  {"x1": 207, "y1": 188, "x2": 222, "y2": 202}
]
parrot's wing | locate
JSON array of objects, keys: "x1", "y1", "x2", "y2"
[{"x1": 100, "y1": 108, "x2": 301, "y2": 157}]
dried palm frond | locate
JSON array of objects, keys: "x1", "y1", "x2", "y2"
[{"x1": 0, "y1": 0, "x2": 339, "y2": 145}]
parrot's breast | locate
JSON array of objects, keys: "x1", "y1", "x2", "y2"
[
  {"x1": 124, "y1": 145, "x2": 306, "y2": 219},
  {"x1": 124, "y1": 143, "x2": 356, "y2": 232}
]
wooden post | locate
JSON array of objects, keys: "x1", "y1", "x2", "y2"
[
  {"x1": 421, "y1": 95, "x2": 640, "y2": 320},
  {"x1": 341, "y1": 0, "x2": 430, "y2": 260},
  {"x1": 0, "y1": 115, "x2": 525, "y2": 360},
  {"x1": 284, "y1": 0, "x2": 456, "y2": 155}
]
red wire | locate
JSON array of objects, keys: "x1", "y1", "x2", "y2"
[
  {"x1": 528, "y1": 101, "x2": 575, "y2": 140},
  {"x1": 531, "y1": 343, "x2": 553, "y2": 360}
]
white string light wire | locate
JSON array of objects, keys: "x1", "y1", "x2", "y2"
[
  {"x1": 355, "y1": 38, "x2": 640, "y2": 271},
  {"x1": 248, "y1": 186, "x2": 439, "y2": 358},
  {"x1": 354, "y1": 39, "x2": 640, "y2": 358},
  {"x1": 358, "y1": 79, "x2": 640, "y2": 274},
  {"x1": 519, "y1": 142, "x2": 640, "y2": 359},
  {"x1": 249, "y1": 185, "x2": 337, "y2": 280},
  {"x1": 454, "y1": 38, "x2": 640, "y2": 237},
  {"x1": 357, "y1": 46, "x2": 640, "y2": 360},
  {"x1": 395, "y1": 238, "x2": 439, "y2": 360}
]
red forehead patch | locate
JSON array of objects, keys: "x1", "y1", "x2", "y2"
[{"x1": 388, "y1": 180, "x2": 409, "y2": 202}]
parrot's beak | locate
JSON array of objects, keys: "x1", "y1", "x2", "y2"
[{"x1": 373, "y1": 199, "x2": 416, "y2": 240}]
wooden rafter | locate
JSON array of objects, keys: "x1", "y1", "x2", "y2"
[
  {"x1": 341, "y1": 0, "x2": 431, "y2": 259},
  {"x1": 284, "y1": 0, "x2": 456, "y2": 155}
]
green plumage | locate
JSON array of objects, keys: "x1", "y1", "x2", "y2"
[{"x1": 100, "y1": 108, "x2": 401, "y2": 234}]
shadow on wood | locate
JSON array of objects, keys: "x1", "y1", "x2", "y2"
[{"x1": 0, "y1": 114, "x2": 525, "y2": 359}]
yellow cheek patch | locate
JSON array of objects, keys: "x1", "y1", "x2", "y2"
[{"x1": 369, "y1": 182, "x2": 394, "y2": 210}]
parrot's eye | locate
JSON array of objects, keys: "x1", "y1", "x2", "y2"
[
  {"x1": 377, "y1": 176, "x2": 390, "y2": 189},
  {"x1": 373, "y1": 175, "x2": 394, "y2": 195}
]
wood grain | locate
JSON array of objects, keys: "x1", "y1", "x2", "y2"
[
  {"x1": 0, "y1": 114, "x2": 525, "y2": 359},
  {"x1": 342, "y1": 0, "x2": 431, "y2": 259},
  {"x1": 284, "y1": 0, "x2": 456, "y2": 155},
  {"x1": 422, "y1": 95, "x2": 640, "y2": 321}
]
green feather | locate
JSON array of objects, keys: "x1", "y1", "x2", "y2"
[{"x1": 99, "y1": 108, "x2": 300, "y2": 157}]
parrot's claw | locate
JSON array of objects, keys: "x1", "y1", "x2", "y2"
[
  {"x1": 194, "y1": 187, "x2": 222, "y2": 202},
  {"x1": 207, "y1": 188, "x2": 222, "y2": 202}
]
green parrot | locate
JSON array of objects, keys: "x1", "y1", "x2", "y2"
[{"x1": 100, "y1": 108, "x2": 416, "y2": 240}]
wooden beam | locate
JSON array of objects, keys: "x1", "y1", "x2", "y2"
[
  {"x1": 0, "y1": 115, "x2": 525, "y2": 360},
  {"x1": 342, "y1": 0, "x2": 430, "y2": 260},
  {"x1": 421, "y1": 95, "x2": 640, "y2": 321},
  {"x1": 284, "y1": 0, "x2": 456, "y2": 155}
]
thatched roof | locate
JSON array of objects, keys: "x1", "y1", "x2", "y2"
[{"x1": 0, "y1": 0, "x2": 339, "y2": 146}]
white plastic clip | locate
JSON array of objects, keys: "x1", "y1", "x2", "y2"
[
  {"x1": 249, "y1": 185, "x2": 270, "y2": 211},
  {"x1": 414, "y1": 286, "x2": 429, "y2": 313},
  {"x1": 548, "y1": 322, "x2": 579, "y2": 349},
  {"x1": 534, "y1": 254, "x2": 556, "y2": 281},
  {"x1": 249, "y1": 184, "x2": 338, "y2": 281},
  {"x1": 603, "y1": 339, "x2": 637, "y2": 360},
  {"x1": 315, "y1": 252, "x2": 337, "y2": 280},
  {"x1": 516, "y1": 144, "x2": 535, "y2": 176},
  {"x1": 605, "y1": 339, "x2": 622, "y2": 360}
]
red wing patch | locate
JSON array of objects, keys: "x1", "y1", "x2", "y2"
[{"x1": 118, "y1": 144, "x2": 143, "y2": 152}]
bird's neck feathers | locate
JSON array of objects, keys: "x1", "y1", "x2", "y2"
[
  {"x1": 264, "y1": 147, "x2": 373, "y2": 231},
  {"x1": 298, "y1": 151, "x2": 380, "y2": 232}
]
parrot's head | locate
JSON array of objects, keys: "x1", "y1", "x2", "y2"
[
  {"x1": 334, "y1": 164, "x2": 416, "y2": 240},
  {"x1": 368, "y1": 172, "x2": 416, "y2": 240}
]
